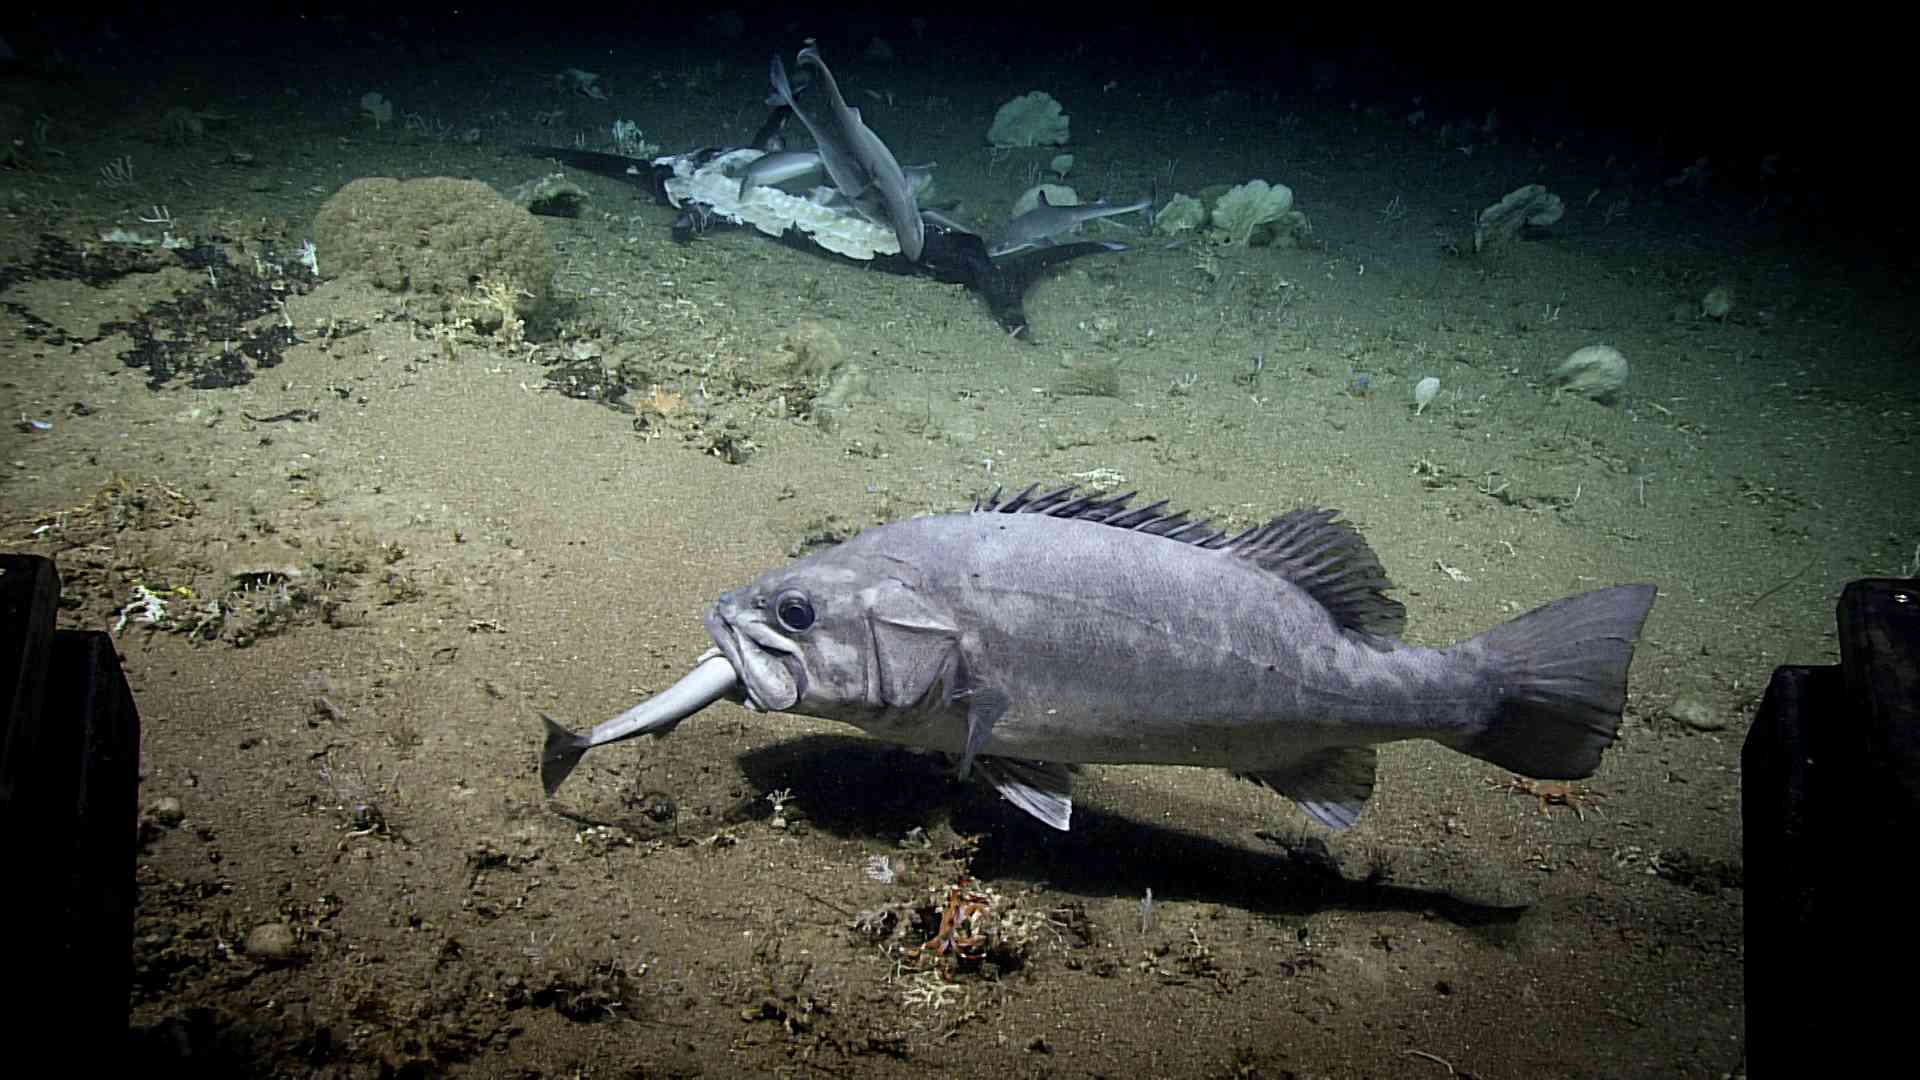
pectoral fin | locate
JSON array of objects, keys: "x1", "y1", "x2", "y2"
[
  {"x1": 975, "y1": 756, "x2": 1075, "y2": 831},
  {"x1": 954, "y1": 686, "x2": 1008, "y2": 779},
  {"x1": 1240, "y1": 746, "x2": 1378, "y2": 831}
]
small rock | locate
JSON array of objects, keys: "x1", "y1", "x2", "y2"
[
  {"x1": 1667, "y1": 695, "x2": 1725, "y2": 732},
  {"x1": 244, "y1": 922, "x2": 300, "y2": 962},
  {"x1": 146, "y1": 796, "x2": 185, "y2": 827},
  {"x1": 1701, "y1": 284, "x2": 1736, "y2": 321}
]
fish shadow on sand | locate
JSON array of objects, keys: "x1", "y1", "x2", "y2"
[{"x1": 738, "y1": 735, "x2": 1531, "y2": 928}]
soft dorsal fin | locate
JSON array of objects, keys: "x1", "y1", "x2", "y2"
[
  {"x1": 1215, "y1": 507, "x2": 1405, "y2": 640},
  {"x1": 974, "y1": 484, "x2": 1406, "y2": 640}
]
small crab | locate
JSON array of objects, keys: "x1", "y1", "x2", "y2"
[
  {"x1": 908, "y1": 880, "x2": 994, "y2": 967},
  {"x1": 1485, "y1": 775, "x2": 1606, "y2": 820}
]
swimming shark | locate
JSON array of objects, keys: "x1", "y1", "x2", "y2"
[
  {"x1": 768, "y1": 46, "x2": 924, "y2": 261},
  {"x1": 989, "y1": 192, "x2": 1152, "y2": 258},
  {"x1": 735, "y1": 149, "x2": 824, "y2": 199}
]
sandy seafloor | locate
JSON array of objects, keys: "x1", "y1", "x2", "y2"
[{"x1": 0, "y1": 16, "x2": 1912, "y2": 1080}]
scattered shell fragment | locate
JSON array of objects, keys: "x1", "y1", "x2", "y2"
[{"x1": 1413, "y1": 376, "x2": 1441, "y2": 415}]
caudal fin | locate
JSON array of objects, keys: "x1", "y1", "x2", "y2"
[
  {"x1": 540, "y1": 713, "x2": 593, "y2": 796},
  {"x1": 1454, "y1": 584, "x2": 1657, "y2": 779}
]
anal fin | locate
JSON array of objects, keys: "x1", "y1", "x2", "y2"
[
  {"x1": 1240, "y1": 746, "x2": 1378, "y2": 831},
  {"x1": 974, "y1": 756, "x2": 1075, "y2": 831}
]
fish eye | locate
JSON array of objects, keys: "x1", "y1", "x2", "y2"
[{"x1": 773, "y1": 591, "x2": 815, "y2": 633}]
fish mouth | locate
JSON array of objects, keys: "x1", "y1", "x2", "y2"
[{"x1": 704, "y1": 598, "x2": 805, "y2": 712}]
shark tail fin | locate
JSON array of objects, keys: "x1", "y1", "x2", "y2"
[
  {"x1": 767, "y1": 54, "x2": 796, "y2": 109},
  {"x1": 1453, "y1": 584, "x2": 1657, "y2": 779},
  {"x1": 540, "y1": 713, "x2": 593, "y2": 796}
]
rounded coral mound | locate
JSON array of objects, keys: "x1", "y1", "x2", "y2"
[{"x1": 309, "y1": 176, "x2": 553, "y2": 324}]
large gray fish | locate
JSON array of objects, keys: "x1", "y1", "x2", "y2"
[{"x1": 542, "y1": 486, "x2": 1656, "y2": 832}]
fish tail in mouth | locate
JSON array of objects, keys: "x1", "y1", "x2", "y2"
[
  {"x1": 540, "y1": 713, "x2": 595, "y2": 796},
  {"x1": 538, "y1": 653, "x2": 743, "y2": 796}
]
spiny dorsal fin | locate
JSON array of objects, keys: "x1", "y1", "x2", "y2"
[{"x1": 974, "y1": 484, "x2": 1405, "y2": 640}]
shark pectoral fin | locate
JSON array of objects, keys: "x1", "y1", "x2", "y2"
[
  {"x1": 1240, "y1": 747, "x2": 1379, "y2": 831},
  {"x1": 954, "y1": 686, "x2": 1009, "y2": 779},
  {"x1": 540, "y1": 713, "x2": 594, "y2": 797},
  {"x1": 975, "y1": 756, "x2": 1075, "y2": 831}
]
